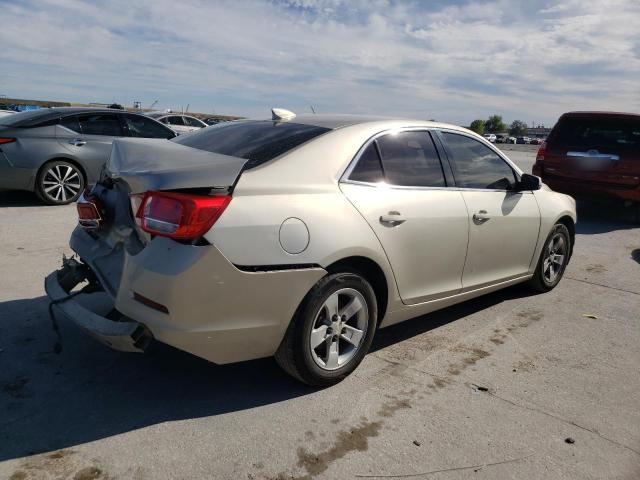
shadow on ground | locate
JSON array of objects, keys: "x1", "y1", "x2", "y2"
[
  {"x1": 0, "y1": 191, "x2": 42, "y2": 208},
  {"x1": 0, "y1": 283, "x2": 536, "y2": 461},
  {"x1": 575, "y1": 200, "x2": 638, "y2": 234}
]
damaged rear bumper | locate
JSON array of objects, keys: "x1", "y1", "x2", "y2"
[{"x1": 44, "y1": 257, "x2": 153, "y2": 353}]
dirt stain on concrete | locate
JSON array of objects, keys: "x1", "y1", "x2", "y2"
[
  {"x1": 516, "y1": 309, "x2": 544, "y2": 326},
  {"x1": 294, "y1": 420, "x2": 383, "y2": 479},
  {"x1": 585, "y1": 264, "x2": 607, "y2": 274},
  {"x1": 282, "y1": 394, "x2": 413, "y2": 479},
  {"x1": 73, "y1": 466, "x2": 103, "y2": 480}
]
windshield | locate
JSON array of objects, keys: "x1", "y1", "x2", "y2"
[{"x1": 173, "y1": 120, "x2": 330, "y2": 168}]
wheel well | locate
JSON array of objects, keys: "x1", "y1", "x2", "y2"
[
  {"x1": 37, "y1": 158, "x2": 87, "y2": 186},
  {"x1": 557, "y1": 215, "x2": 575, "y2": 256},
  {"x1": 325, "y1": 256, "x2": 388, "y2": 325}
]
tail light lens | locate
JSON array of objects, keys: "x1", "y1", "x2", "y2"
[
  {"x1": 536, "y1": 142, "x2": 546, "y2": 162},
  {"x1": 0, "y1": 137, "x2": 16, "y2": 145},
  {"x1": 77, "y1": 193, "x2": 103, "y2": 229},
  {"x1": 134, "y1": 191, "x2": 231, "y2": 240}
]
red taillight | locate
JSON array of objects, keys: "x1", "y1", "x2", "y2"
[
  {"x1": 135, "y1": 191, "x2": 231, "y2": 240},
  {"x1": 0, "y1": 137, "x2": 16, "y2": 145},
  {"x1": 77, "y1": 195, "x2": 103, "y2": 229},
  {"x1": 536, "y1": 142, "x2": 546, "y2": 162}
]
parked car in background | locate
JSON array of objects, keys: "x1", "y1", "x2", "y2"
[
  {"x1": 46, "y1": 110, "x2": 576, "y2": 386},
  {"x1": 0, "y1": 108, "x2": 176, "y2": 204},
  {"x1": 483, "y1": 133, "x2": 497, "y2": 143},
  {"x1": 146, "y1": 112, "x2": 207, "y2": 135},
  {"x1": 203, "y1": 117, "x2": 227, "y2": 126},
  {"x1": 507, "y1": 136, "x2": 517, "y2": 144},
  {"x1": 533, "y1": 111, "x2": 640, "y2": 208},
  {"x1": 495, "y1": 134, "x2": 509, "y2": 143},
  {"x1": 516, "y1": 136, "x2": 532, "y2": 144},
  {"x1": 530, "y1": 138, "x2": 544, "y2": 145}
]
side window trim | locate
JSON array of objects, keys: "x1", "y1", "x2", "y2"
[
  {"x1": 342, "y1": 128, "x2": 450, "y2": 190},
  {"x1": 431, "y1": 130, "x2": 456, "y2": 187},
  {"x1": 436, "y1": 128, "x2": 521, "y2": 191}
]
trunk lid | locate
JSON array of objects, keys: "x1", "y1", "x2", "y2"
[{"x1": 107, "y1": 138, "x2": 248, "y2": 194}]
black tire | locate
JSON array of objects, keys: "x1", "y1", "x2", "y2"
[
  {"x1": 528, "y1": 223, "x2": 571, "y2": 292},
  {"x1": 275, "y1": 271, "x2": 378, "y2": 387},
  {"x1": 36, "y1": 160, "x2": 85, "y2": 205}
]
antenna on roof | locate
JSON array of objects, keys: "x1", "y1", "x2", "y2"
[
  {"x1": 310, "y1": 105, "x2": 316, "y2": 114},
  {"x1": 271, "y1": 108, "x2": 296, "y2": 121}
]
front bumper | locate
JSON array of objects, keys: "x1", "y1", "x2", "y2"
[{"x1": 44, "y1": 257, "x2": 153, "y2": 352}]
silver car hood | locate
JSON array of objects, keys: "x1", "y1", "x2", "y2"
[{"x1": 107, "y1": 138, "x2": 247, "y2": 193}]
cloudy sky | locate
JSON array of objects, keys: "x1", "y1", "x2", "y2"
[{"x1": 1, "y1": 0, "x2": 639, "y2": 125}]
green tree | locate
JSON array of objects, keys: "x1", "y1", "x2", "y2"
[
  {"x1": 485, "y1": 114, "x2": 506, "y2": 133},
  {"x1": 509, "y1": 120, "x2": 528, "y2": 136},
  {"x1": 469, "y1": 119, "x2": 485, "y2": 134}
]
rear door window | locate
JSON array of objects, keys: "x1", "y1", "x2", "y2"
[
  {"x1": 184, "y1": 116, "x2": 204, "y2": 128},
  {"x1": 349, "y1": 143, "x2": 385, "y2": 183},
  {"x1": 77, "y1": 114, "x2": 123, "y2": 136},
  {"x1": 123, "y1": 114, "x2": 174, "y2": 139},
  {"x1": 442, "y1": 132, "x2": 516, "y2": 189},
  {"x1": 167, "y1": 116, "x2": 185, "y2": 126},
  {"x1": 376, "y1": 131, "x2": 446, "y2": 187},
  {"x1": 60, "y1": 115, "x2": 81, "y2": 133}
]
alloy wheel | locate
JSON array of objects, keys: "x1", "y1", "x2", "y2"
[
  {"x1": 309, "y1": 288, "x2": 369, "y2": 371},
  {"x1": 42, "y1": 164, "x2": 82, "y2": 203},
  {"x1": 542, "y1": 232, "x2": 567, "y2": 284}
]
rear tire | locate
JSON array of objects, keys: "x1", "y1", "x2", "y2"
[
  {"x1": 275, "y1": 271, "x2": 377, "y2": 386},
  {"x1": 36, "y1": 160, "x2": 85, "y2": 205},
  {"x1": 528, "y1": 223, "x2": 571, "y2": 292}
]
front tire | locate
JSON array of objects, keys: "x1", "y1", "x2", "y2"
[
  {"x1": 275, "y1": 272, "x2": 378, "y2": 386},
  {"x1": 528, "y1": 223, "x2": 571, "y2": 292},
  {"x1": 36, "y1": 160, "x2": 85, "y2": 205}
]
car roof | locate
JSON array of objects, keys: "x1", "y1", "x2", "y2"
[
  {"x1": 561, "y1": 111, "x2": 640, "y2": 119},
  {"x1": 274, "y1": 114, "x2": 463, "y2": 132},
  {"x1": 0, "y1": 107, "x2": 132, "y2": 127}
]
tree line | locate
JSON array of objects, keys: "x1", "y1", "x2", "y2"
[{"x1": 469, "y1": 115, "x2": 528, "y2": 136}]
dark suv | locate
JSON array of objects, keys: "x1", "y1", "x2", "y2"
[{"x1": 533, "y1": 112, "x2": 640, "y2": 205}]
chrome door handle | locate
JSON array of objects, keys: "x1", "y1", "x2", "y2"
[
  {"x1": 379, "y1": 211, "x2": 406, "y2": 226},
  {"x1": 567, "y1": 150, "x2": 619, "y2": 161},
  {"x1": 473, "y1": 210, "x2": 490, "y2": 222},
  {"x1": 68, "y1": 139, "x2": 86, "y2": 146}
]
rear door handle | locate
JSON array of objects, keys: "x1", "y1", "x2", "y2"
[
  {"x1": 473, "y1": 210, "x2": 491, "y2": 222},
  {"x1": 68, "y1": 139, "x2": 86, "y2": 147},
  {"x1": 379, "y1": 211, "x2": 406, "y2": 226}
]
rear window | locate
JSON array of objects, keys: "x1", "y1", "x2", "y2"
[
  {"x1": 550, "y1": 116, "x2": 640, "y2": 149},
  {"x1": 174, "y1": 120, "x2": 330, "y2": 168},
  {"x1": 0, "y1": 109, "x2": 58, "y2": 127}
]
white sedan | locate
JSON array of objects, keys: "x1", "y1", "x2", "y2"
[
  {"x1": 46, "y1": 109, "x2": 576, "y2": 386},
  {"x1": 145, "y1": 112, "x2": 207, "y2": 135}
]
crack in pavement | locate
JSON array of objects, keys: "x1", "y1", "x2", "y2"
[{"x1": 565, "y1": 276, "x2": 640, "y2": 296}]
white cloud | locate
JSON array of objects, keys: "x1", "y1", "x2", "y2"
[{"x1": 0, "y1": 0, "x2": 638, "y2": 125}]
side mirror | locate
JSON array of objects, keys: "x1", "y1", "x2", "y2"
[{"x1": 518, "y1": 173, "x2": 541, "y2": 191}]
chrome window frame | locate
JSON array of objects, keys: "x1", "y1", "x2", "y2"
[
  {"x1": 340, "y1": 127, "x2": 453, "y2": 191},
  {"x1": 435, "y1": 127, "x2": 526, "y2": 193}
]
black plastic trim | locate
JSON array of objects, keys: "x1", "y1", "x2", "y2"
[{"x1": 234, "y1": 263, "x2": 322, "y2": 273}]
